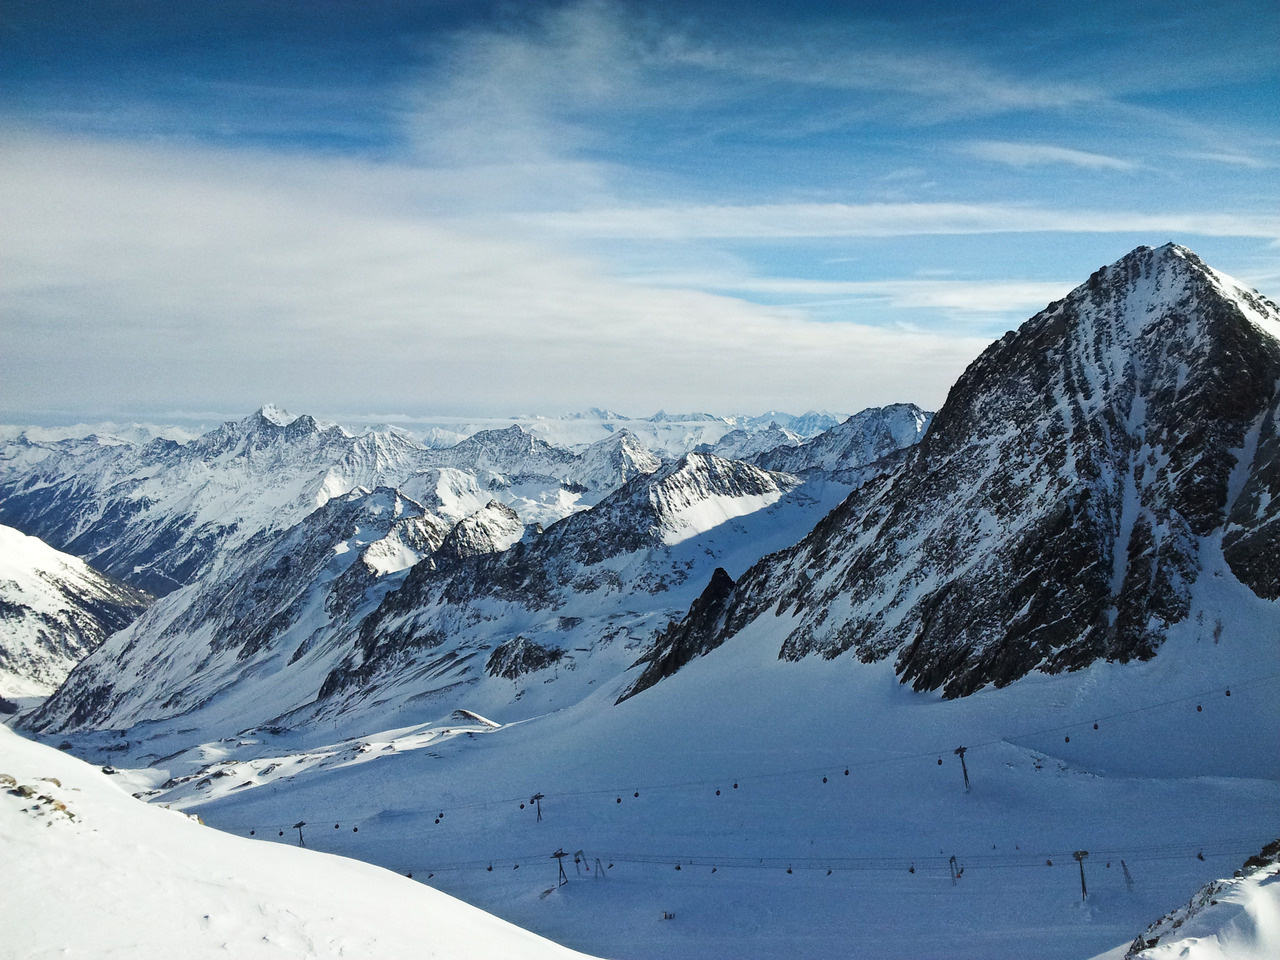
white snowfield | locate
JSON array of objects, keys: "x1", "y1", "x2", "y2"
[{"x1": 0, "y1": 724, "x2": 603, "y2": 960}]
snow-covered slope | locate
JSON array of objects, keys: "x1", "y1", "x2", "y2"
[
  {"x1": 564, "y1": 430, "x2": 662, "y2": 501},
  {"x1": 639, "y1": 244, "x2": 1280, "y2": 700},
  {"x1": 300, "y1": 453, "x2": 833, "y2": 729},
  {"x1": 45, "y1": 564, "x2": 1280, "y2": 960},
  {"x1": 0, "y1": 724, "x2": 599, "y2": 959},
  {"x1": 1089, "y1": 840, "x2": 1280, "y2": 960},
  {"x1": 0, "y1": 524, "x2": 151, "y2": 697}
]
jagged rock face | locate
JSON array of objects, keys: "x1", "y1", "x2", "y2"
[
  {"x1": 620, "y1": 567, "x2": 736, "y2": 702},
  {"x1": 640, "y1": 245, "x2": 1280, "y2": 700},
  {"x1": 26, "y1": 487, "x2": 444, "y2": 732},
  {"x1": 753, "y1": 404, "x2": 932, "y2": 479},
  {"x1": 485, "y1": 636, "x2": 565, "y2": 680},
  {"x1": 0, "y1": 525, "x2": 152, "y2": 697},
  {"x1": 1222, "y1": 390, "x2": 1280, "y2": 599}
]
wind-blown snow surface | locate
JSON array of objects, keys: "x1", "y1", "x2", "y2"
[
  {"x1": 0, "y1": 524, "x2": 150, "y2": 697},
  {"x1": 0, "y1": 725, "x2": 600, "y2": 960}
]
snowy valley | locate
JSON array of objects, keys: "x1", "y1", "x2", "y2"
[{"x1": 2, "y1": 244, "x2": 1278, "y2": 960}]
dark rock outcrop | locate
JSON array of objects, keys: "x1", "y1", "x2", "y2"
[{"x1": 618, "y1": 567, "x2": 736, "y2": 703}]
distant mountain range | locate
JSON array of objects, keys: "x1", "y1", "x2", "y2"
[
  {"x1": 1, "y1": 397, "x2": 925, "y2": 732},
  {"x1": 4, "y1": 243, "x2": 1277, "y2": 736}
]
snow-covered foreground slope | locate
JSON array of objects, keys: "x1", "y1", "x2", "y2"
[
  {"x1": 1089, "y1": 841, "x2": 1280, "y2": 960},
  {"x1": 0, "y1": 723, "x2": 601, "y2": 959},
  {"x1": 0, "y1": 524, "x2": 151, "y2": 697}
]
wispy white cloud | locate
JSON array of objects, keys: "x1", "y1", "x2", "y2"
[
  {"x1": 5, "y1": 1, "x2": 1276, "y2": 424},
  {"x1": 647, "y1": 275, "x2": 1075, "y2": 317},
  {"x1": 1181, "y1": 151, "x2": 1271, "y2": 170},
  {"x1": 524, "y1": 202, "x2": 1280, "y2": 240},
  {"x1": 962, "y1": 140, "x2": 1136, "y2": 171},
  {"x1": 656, "y1": 28, "x2": 1103, "y2": 121},
  {"x1": 0, "y1": 131, "x2": 987, "y2": 417},
  {"x1": 395, "y1": 0, "x2": 1113, "y2": 203}
]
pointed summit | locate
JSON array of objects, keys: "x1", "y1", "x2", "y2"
[
  {"x1": 255, "y1": 403, "x2": 297, "y2": 427},
  {"x1": 637, "y1": 245, "x2": 1280, "y2": 699}
]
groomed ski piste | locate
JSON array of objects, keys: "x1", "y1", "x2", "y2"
[
  {"x1": 0, "y1": 722, "x2": 602, "y2": 960},
  {"x1": 27, "y1": 532, "x2": 1278, "y2": 960}
]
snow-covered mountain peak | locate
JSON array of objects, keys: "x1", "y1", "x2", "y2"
[
  {"x1": 565, "y1": 429, "x2": 662, "y2": 496},
  {"x1": 752, "y1": 402, "x2": 932, "y2": 478},
  {"x1": 648, "y1": 410, "x2": 719, "y2": 423},
  {"x1": 645, "y1": 452, "x2": 799, "y2": 546},
  {"x1": 558, "y1": 407, "x2": 630, "y2": 421},
  {"x1": 639, "y1": 244, "x2": 1280, "y2": 701},
  {"x1": 193, "y1": 406, "x2": 348, "y2": 461},
  {"x1": 255, "y1": 403, "x2": 298, "y2": 427},
  {"x1": 425, "y1": 424, "x2": 575, "y2": 477},
  {"x1": 340, "y1": 485, "x2": 422, "y2": 521},
  {"x1": 437, "y1": 500, "x2": 527, "y2": 560},
  {"x1": 699, "y1": 422, "x2": 803, "y2": 461},
  {"x1": 1059, "y1": 242, "x2": 1279, "y2": 352}
]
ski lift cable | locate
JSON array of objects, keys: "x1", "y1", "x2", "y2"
[
  {"x1": 225, "y1": 671, "x2": 1278, "y2": 832},
  {"x1": 397, "y1": 834, "x2": 1275, "y2": 877}
]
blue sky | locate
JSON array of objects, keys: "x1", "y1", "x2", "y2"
[{"x1": 2, "y1": 0, "x2": 1278, "y2": 421}]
